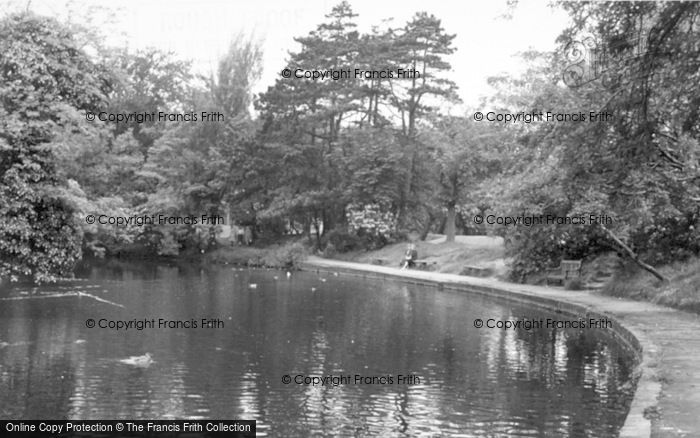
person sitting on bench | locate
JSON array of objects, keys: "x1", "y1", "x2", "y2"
[{"x1": 400, "y1": 244, "x2": 418, "y2": 270}]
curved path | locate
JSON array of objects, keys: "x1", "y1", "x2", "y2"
[{"x1": 302, "y1": 256, "x2": 700, "y2": 438}]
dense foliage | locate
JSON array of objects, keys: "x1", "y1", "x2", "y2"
[
  {"x1": 0, "y1": 13, "x2": 110, "y2": 282},
  {"x1": 1, "y1": 1, "x2": 697, "y2": 283},
  {"x1": 496, "y1": 1, "x2": 700, "y2": 280}
]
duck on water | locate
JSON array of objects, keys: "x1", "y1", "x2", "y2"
[{"x1": 119, "y1": 353, "x2": 154, "y2": 367}]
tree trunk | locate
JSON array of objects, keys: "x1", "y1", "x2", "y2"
[
  {"x1": 445, "y1": 202, "x2": 456, "y2": 243},
  {"x1": 398, "y1": 142, "x2": 418, "y2": 230},
  {"x1": 419, "y1": 209, "x2": 435, "y2": 241},
  {"x1": 313, "y1": 217, "x2": 322, "y2": 250},
  {"x1": 303, "y1": 215, "x2": 315, "y2": 245},
  {"x1": 600, "y1": 225, "x2": 668, "y2": 282},
  {"x1": 395, "y1": 137, "x2": 412, "y2": 230}
]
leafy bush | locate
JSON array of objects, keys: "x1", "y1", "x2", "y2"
[
  {"x1": 506, "y1": 221, "x2": 608, "y2": 283},
  {"x1": 322, "y1": 242, "x2": 338, "y2": 258},
  {"x1": 346, "y1": 203, "x2": 397, "y2": 249},
  {"x1": 262, "y1": 241, "x2": 309, "y2": 268},
  {"x1": 205, "y1": 246, "x2": 265, "y2": 265},
  {"x1": 564, "y1": 278, "x2": 584, "y2": 290},
  {"x1": 323, "y1": 229, "x2": 365, "y2": 253},
  {"x1": 630, "y1": 213, "x2": 700, "y2": 265}
]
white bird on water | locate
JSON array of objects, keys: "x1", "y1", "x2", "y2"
[
  {"x1": 286, "y1": 271, "x2": 292, "y2": 278},
  {"x1": 249, "y1": 283, "x2": 258, "y2": 289},
  {"x1": 119, "y1": 353, "x2": 153, "y2": 367}
]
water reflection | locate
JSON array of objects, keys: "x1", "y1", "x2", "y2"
[{"x1": 0, "y1": 262, "x2": 636, "y2": 436}]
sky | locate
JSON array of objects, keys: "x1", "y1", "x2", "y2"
[{"x1": 5, "y1": 0, "x2": 570, "y2": 108}]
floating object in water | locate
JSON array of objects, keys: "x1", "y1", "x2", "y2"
[
  {"x1": 248, "y1": 283, "x2": 258, "y2": 289},
  {"x1": 0, "y1": 291, "x2": 124, "y2": 309},
  {"x1": 311, "y1": 287, "x2": 317, "y2": 292},
  {"x1": 0, "y1": 341, "x2": 30, "y2": 348},
  {"x1": 74, "y1": 339, "x2": 87, "y2": 344},
  {"x1": 320, "y1": 278, "x2": 327, "y2": 282},
  {"x1": 333, "y1": 272, "x2": 339, "y2": 276},
  {"x1": 119, "y1": 353, "x2": 153, "y2": 367},
  {"x1": 273, "y1": 276, "x2": 279, "y2": 280}
]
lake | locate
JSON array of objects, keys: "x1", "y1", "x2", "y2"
[{"x1": 0, "y1": 261, "x2": 637, "y2": 437}]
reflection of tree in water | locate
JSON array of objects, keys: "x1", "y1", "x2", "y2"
[
  {"x1": 0, "y1": 268, "x2": 638, "y2": 436},
  {"x1": 484, "y1": 317, "x2": 635, "y2": 437},
  {"x1": 0, "y1": 313, "x2": 76, "y2": 419},
  {"x1": 439, "y1": 333, "x2": 457, "y2": 378}
]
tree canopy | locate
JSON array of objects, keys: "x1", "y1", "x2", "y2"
[
  {"x1": 0, "y1": 13, "x2": 110, "y2": 282},
  {"x1": 1, "y1": 2, "x2": 697, "y2": 283}
]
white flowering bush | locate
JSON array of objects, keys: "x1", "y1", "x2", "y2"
[{"x1": 346, "y1": 203, "x2": 397, "y2": 247}]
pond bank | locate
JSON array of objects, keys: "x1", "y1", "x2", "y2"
[{"x1": 301, "y1": 256, "x2": 700, "y2": 438}]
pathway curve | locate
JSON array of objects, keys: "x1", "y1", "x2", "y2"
[{"x1": 302, "y1": 256, "x2": 700, "y2": 438}]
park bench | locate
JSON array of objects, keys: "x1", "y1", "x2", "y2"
[
  {"x1": 373, "y1": 258, "x2": 390, "y2": 265},
  {"x1": 413, "y1": 259, "x2": 437, "y2": 270},
  {"x1": 374, "y1": 257, "x2": 435, "y2": 270},
  {"x1": 546, "y1": 260, "x2": 582, "y2": 286},
  {"x1": 460, "y1": 265, "x2": 492, "y2": 277}
]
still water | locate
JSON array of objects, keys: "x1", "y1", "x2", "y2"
[{"x1": 0, "y1": 262, "x2": 636, "y2": 437}]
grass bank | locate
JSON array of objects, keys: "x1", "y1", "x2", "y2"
[
  {"x1": 204, "y1": 234, "x2": 700, "y2": 315},
  {"x1": 204, "y1": 240, "x2": 309, "y2": 269},
  {"x1": 335, "y1": 234, "x2": 700, "y2": 315},
  {"x1": 603, "y1": 257, "x2": 700, "y2": 314},
  {"x1": 335, "y1": 235, "x2": 507, "y2": 277}
]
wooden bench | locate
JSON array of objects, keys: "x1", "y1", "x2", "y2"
[
  {"x1": 373, "y1": 258, "x2": 390, "y2": 266},
  {"x1": 546, "y1": 260, "x2": 582, "y2": 285},
  {"x1": 376, "y1": 257, "x2": 435, "y2": 270},
  {"x1": 460, "y1": 265, "x2": 492, "y2": 277},
  {"x1": 413, "y1": 259, "x2": 437, "y2": 270}
]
